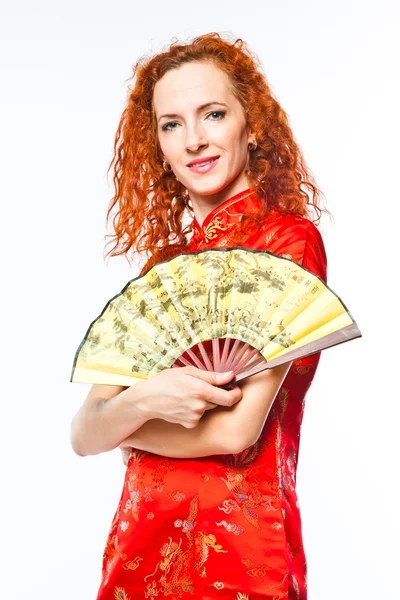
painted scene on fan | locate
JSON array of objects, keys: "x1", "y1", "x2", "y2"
[{"x1": 71, "y1": 197, "x2": 349, "y2": 387}]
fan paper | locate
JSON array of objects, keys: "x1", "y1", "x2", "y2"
[{"x1": 70, "y1": 247, "x2": 361, "y2": 386}]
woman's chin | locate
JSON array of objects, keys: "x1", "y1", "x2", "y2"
[{"x1": 185, "y1": 178, "x2": 230, "y2": 198}]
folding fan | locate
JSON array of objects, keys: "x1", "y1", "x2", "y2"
[{"x1": 70, "y1": 247, "x2": 361, "y2": 387}]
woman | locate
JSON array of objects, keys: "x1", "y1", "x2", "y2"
[{"x1": 71, "y1": 32, "x2": 331, "y2": 600}]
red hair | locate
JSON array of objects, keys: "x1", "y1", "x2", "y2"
[{"x1": 104, "y1": 32, "x2": 332, "y2": 270}]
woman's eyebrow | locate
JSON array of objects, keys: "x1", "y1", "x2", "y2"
[{"x1": 158, "y1": 101, "x2": 228, "y2": 122}]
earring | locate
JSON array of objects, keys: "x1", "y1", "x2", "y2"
[
  {"x1": 163, "y1": 160, "x2": 172, "y2": 172},
  {"x1": 248, "y1": 140, "x2": 258, "y2": 151}
]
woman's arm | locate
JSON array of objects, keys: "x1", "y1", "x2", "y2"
[
  {"x1": 70, "y1": 367, "x2": 241, "y2": 456},
  {"x1": 119, "y1": 361, "x2": 292, "y2": 459},
  {"x1": 70, "y1": 383, "x2": 146, "y2": 456}
]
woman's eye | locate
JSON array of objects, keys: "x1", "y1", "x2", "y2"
[
  {"x1": 207, "y1": 110, "x2": 226, "y2": 121},
  {"x1": 161, "y1": 121, "x2": 179, "y2": 132}
]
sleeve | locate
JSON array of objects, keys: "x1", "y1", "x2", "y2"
[{"x1": 265, "y1": 215, "x2": 328, "y2": 283}]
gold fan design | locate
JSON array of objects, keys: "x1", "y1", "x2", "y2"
[{"x1": 70, "y1": 247, "x2": 361, "y2": 387}]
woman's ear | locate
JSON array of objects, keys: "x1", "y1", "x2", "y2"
[{"x1": 246, "y1": 128, "x2": 256, "y2": 145}]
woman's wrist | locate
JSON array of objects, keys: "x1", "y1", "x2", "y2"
[
  {"x1": 113, "y1": 381, "x2": 153, "y2": 428},
  {"x1": 71, "y1": 383, "x2": 153, "y2": 457}
]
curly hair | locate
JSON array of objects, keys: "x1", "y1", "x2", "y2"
[{"x1": 104, "y1": 32, "x2": 332, "y2": 271}]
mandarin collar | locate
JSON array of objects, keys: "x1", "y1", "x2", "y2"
[{"x1": 191, "y1": 187, "x2": 261, "y2": 245}]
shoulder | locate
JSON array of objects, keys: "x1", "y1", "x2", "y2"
[
  {"x1": 261, "y1": 211, "x2": 328, "y2": 282},
  {"x1": 263, "y1": 210, "x2": 320, "y2": 237}
]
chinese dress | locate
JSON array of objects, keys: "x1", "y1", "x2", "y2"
[{"x1": 96, "y1": 187, "x2": 328, "y2": 600}]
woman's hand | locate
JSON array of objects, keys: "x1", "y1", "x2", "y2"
[
  {"x1": 133, "y1": 366, "x2": 242, "y2": 429},
  {"x1": 118, "y1": 361, "x2": 293, "y2": 461}
]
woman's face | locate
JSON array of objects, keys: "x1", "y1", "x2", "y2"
[{"x1": 153, "y1": 61, "x2": 254, "y2": 211}]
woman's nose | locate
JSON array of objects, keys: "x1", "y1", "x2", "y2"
[{"x1": 185, "y1": 123, "x2": 208, "y2": 152}]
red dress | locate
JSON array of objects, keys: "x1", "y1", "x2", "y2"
[{"x1": 96, "y1": 188, "x2": 328, "y2": 600}]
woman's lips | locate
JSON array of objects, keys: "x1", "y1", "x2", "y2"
[{"x1": 187, "y1": 156, "x2": 219, "y2": 174}]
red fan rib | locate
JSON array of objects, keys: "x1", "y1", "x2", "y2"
[
  {"x1": 236, "y1": 354, "x2": 266, "y2": 375},
  {"x1": 228, "y1": 342, "x2": 251, "y2": 372},
  {"x1": 234, "y1": 347, "x2": 260, "y2": 373},
  {"x1": 220, "y1": 338, "x2": 231, "y2": 369},
  {"x1": 197, "y1": 342, "x2": 214, "y2": 371},
  {"x1": 224, "y1": 338, "x2": 243, "y2": 371},
  {"x1": 212, "y1": 338, "x2": 220, "y2": 371}
]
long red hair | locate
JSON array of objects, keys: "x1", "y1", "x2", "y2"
[{"x1": 104, "y1": 32, "x2": 332, "y2": 271}]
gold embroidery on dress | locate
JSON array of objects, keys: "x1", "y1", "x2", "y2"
[
  {"x1": 143, "y1": 496, "x2": 228, "y2": 597},
  {"x1": 122, "y1": 556, "x2": 143, "y2": 571},
  {"x1": 271, "y1": 386, "x2": 289, "y2": 422},
  {"x1": 207, "y1": 191, "x2": 255, "y2": 225},
  {"x1": 216, "y1": 519, "x2": 244, "y2": 535},
  {"x1": 113, "y1": 586, "x2": 132, "y2": 600},
  {"x1": 195, "y1": 190, "x2": 257, "y2": 243},
  {"x1": 292, "y1": 358, "x2": 314, "y2": 375},
  {"x1": 247, "y1": 564, "x2": 272, "y2": 578},
  {"x1": 103, "y1": 534, "x2": 119, "y2": 584},
  {"x1": 292, "y1": 573, "x2": 301, "y2": 599},
  {"x1": 241, "y1": 558, "x2": 253, "y2": 568},
  {"x1": 224, "y1": 208, "x2": 248, "y2": 219},
  {"x1": 270, "y1": 573, "x2": 289, "y2": 600},
  {"x1": 220, "y1": 473, "x2": 266, "y2": 529},
  {"x1": 219, "y1": 440, "x2": 282, "y2": 528},
  {"x1": 125, "y1": 453, "x2": 176, "y2": 522},
  {"x1": 288, "y1": 541, "x2": 302, "y2": 559},
  {"x1": 265, "y1": 232, "x2": 279, "y2": 247},
  {"x1": 169, "y1": 490, "x2": 186, "y2": 502},
  {"x1": 144, "y1": 580, "x2": 160, "y2": 597},
  {"x1": 102, "y1": 499, "x2": 122, "y2": 584},
  {"x1": 152, "y1": 459, "x2": 175, "y2": 492},
  {"x1": 217, "y1": 498, "x2": 241, "y2": 514},
  {"x1": 203, "y1": 215, "x2": 230, "y2": 242},
  {"x1": 241, "y1": 557, "x2": 272, "y2": 578}
]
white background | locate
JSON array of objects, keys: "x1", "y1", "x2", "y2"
[{"x1": 1, "y1": 0, "x2": 398, "y2": 598}]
